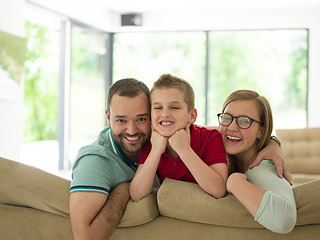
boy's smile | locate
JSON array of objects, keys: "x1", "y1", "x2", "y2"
[{"x1": 151, "y1": 88, "x2": 196, "y2": 137}]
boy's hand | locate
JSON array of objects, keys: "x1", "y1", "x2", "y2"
[
  {"x1": 150, "y1": 126, "x2": 167, "y2": 155},
  {"x1": 168, "y1": 124, "x2": 191, "y2": 154}
]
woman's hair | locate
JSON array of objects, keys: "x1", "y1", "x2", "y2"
[
  {"x1": 151, "y1": 73, "x2": 195, "y2": 112},
  {"x1": 221, "y1": 89, "x2": 273, "y2": 174}
]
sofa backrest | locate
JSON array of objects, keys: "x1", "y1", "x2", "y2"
[{"x1": 276, "y1": 128, "x2": 320, "y2": 174}]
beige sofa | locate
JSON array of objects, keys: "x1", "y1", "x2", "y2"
[
  {"x1": 1, "y1": 128, "x2": 320, "y2": 240},
  {"x1": 276, "y1": 127, "x2": 320, "y2": 185}
]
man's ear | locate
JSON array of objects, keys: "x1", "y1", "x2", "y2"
[
  {"x1": 189, "y1": 108, "x2": 197, "y2": 124},
  {"x1": 105, "y1": 110, "x2": 110, "y2": 125}
]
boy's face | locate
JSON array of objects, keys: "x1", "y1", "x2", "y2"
[{"x1": 151, "y1": 88, "x2": 196, "y2": 137}]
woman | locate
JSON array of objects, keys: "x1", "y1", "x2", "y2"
[{"x1": 218, "y1": 89, "x2": 296, "y2": 234}]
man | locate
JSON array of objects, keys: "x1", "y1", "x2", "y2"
[
  {"x1": 69, "y1": 78, "x2": 152, "y2": 240},
  {"x1": 69, "y1": 78, "x2": 290, "y2": 240}
]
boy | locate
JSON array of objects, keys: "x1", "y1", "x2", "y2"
[{"x1": 130, "y1": 74, "x2": 228, "y2": 201}]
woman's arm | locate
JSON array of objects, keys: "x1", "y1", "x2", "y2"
[
  {"x1": 227, "y1": 173, "x2": 265, "y2": 216},
  {"x1": 227, "y1": 161, "x2": 296, "y2": 233},
  {"x1": 250, "y1": 138, "x2": 292, "y2": 185}
]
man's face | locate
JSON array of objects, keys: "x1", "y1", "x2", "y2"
[{"x1": 106, "y1": 93, "x2": 151, "y2": 161}]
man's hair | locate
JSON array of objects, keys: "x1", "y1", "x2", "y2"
[
  {"x1": 151, "y1": 74, "x2": 195, "y2": 111},
  {"x1": 221, "y1": 89, "x2": 273, "y2": 175},
  {"x1": 106, "y1": 78, "x2": 150, "y2": 114}
]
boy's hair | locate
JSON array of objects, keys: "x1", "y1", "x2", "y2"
[
  {"x1": 106, "y1": 78, "x2": 150, "y2": 114},
  {"x1": 221, "y1": 89, "x2": 273, "y2": 175},
  {"x1": 151, "y1": 74, "x2": 195, "y2": 111}
]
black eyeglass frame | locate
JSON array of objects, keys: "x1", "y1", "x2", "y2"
[{"x1": 217, "y1": 113, "x2": 263, "y2": 129}]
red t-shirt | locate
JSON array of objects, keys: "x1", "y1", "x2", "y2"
[{"x1": 139, "y1": 124, "x2": 227, "y2": 184}]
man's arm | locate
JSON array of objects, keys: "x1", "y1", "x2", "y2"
[
  {"x1": 69, "y1": 182, "x2": 130, "y2": 240},
  {"x1": 250, "y1": 138, "x2": 292, "y2": 185}
]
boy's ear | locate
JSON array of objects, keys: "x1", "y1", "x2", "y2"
[{"x1": 189, "y1": 108, "x2": 197, "y2": 124}]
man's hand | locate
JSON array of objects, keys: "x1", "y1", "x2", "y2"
[{"x1": 249, "y1": 139, "x2": 292, "y2": 185}]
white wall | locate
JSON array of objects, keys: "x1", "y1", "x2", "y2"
[{"x1": 0, "y1": 0, "x2": 25, "y2": 160}]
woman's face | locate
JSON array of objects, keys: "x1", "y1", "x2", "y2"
[{"x1": 219, "y1": 99, "x2": 263, "y2": 161}]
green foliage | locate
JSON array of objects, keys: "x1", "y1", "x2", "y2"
[
  {"x1": 23, "y1": 21, "x2": 59, "y2": 142},
  {"x1": 0, "y1": 30, "x2": 27, "y2": 82},
  {"x1": 284, "y1": 34, "x2": 308, "y2": 109}
]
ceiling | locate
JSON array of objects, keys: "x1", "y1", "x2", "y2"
[{"x1": 92, "y1": 0, "x2": 320, "y2": 13}]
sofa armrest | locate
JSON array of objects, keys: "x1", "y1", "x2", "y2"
[
  {"x1": 0, "y1": 157, "x2": 70, "y2": 217},
  {"x1": 118, "y1": 193, "x2": 159, "y2": 227}
]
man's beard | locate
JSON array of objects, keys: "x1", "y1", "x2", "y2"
[{"x1": 114, "y1": 133, "x2": 149, "y2": 154}]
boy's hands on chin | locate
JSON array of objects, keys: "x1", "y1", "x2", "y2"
[
  {"x1": 168, "y1": 124, "x2": 191, "y2": 154},
  {"x1": 150, "y1": 126, "x2": 167, "y2": 155}
]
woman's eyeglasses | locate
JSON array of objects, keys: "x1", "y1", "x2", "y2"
[{"x1": 217, "y1": 113, "x2": 263, "y2": 129}]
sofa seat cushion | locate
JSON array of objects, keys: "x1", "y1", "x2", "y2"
[
  {"x1": 0, "y1": 204, "x2": 73, "y2": 240},
  {"x1": 157, "y1": 178, "x2": 320, "y2": 228}
]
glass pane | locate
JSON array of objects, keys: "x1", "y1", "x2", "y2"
[
  {"x1": 208, "y1": 30, "x2": 308, "y2": 129},
  {"x1": 113, "y1": 32, "x2": 207, "y2": 124},
  {"x1": 69, "y1": 25, "x2": 108, "y2": 166},
  {"x1": 23, "y1": 19, "x2": 60, "y2": 173}
]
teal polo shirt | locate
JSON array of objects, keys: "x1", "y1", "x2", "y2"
[{"x1": 70, "y1": 127, "x2": 137, "y2": 195}]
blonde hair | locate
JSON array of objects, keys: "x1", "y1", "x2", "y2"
[
  {"x1": 151, "y1": 74, "x2": 195, "y2": 112},
  {"x1": 221, "y1": 89, "x2": 273, "y2": 174}
]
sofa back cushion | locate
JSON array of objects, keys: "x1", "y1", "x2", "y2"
[
  {"x1": 276, "y1": 128, "x2": 320, "y2": 174},
  {"x1": 157, "y1": 178, "x2": 320, "y2": 228}
]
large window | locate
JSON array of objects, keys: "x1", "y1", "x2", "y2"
[
  {"x1": 23, "y1": 5, "x2": 308, "y2": 174},
  {"x1": 23, "y1": 7, "x2": 109, "y2": 175},
  {"x1": 23, "y1": 13, "x2": 60, "y2": 173},
  {"x1": 69, "y1": 24, "x2": 108, "y2": 167},
  {"x1": 207, "y1": 30, "x2": 308, "y2": 130},
  {"x1": 114, "y1": 32, "x2": 207, "y2": 123},
  {"x1": 113, "y1": 30, "x2": 308, "y2": 130}
]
